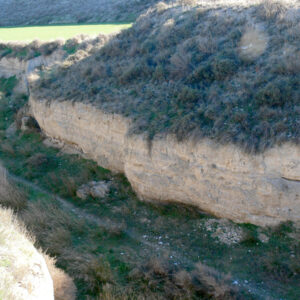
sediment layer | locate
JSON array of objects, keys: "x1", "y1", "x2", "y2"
[{"x1": 30, "y1": 97, "x2": 300, "y2": 226}]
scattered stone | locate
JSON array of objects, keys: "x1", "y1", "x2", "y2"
[
  {"x1": 258, "y1": 233, "x2": 269, "y2": 243},
  {"x1": 43, "y1": 137, "x2": 84, "y2": 157},
  {"x1": 76, "y1": 185, "x2": 90, "y2": 200},
  {"x1": 60, "y1": 144, "x2": 82, "y2": 156},
  {"x1": 43, "y1": 137, "x2": 64, "y2": 149},
  {"x1": 205, "y1": 219, "x2": 244, "y2": 245},
  {"x1": 76, "y1": 181, "x2": 110, "y2": 200},
  {"x1": 90, "y1": 181, "x2": 110, "y2": 198}
]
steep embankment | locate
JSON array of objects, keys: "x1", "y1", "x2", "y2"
[
  {"x1": 30, "y1": 97, "x2": 300, "y2": 226},
  {"x1": 0, "y1": 208, "x2": 54, "y2": 300},
  {"x1": 28, "y1": 0, "x2": 300, "y2": 226}
]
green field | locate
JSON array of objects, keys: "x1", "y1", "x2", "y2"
[{"x1": 0, "y1": 23, "x2": 132, "y2": 41}]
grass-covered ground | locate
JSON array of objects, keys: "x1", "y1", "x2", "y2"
[
  {"x1": 1, "y1": 77, "x2": 300, "y2": 299},
  {"x1": 0, "y1": 24, "x2": 131, "y2": 42}
]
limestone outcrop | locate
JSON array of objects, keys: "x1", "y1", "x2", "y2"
[
  {"x1": 30, "y1": 97, "x2": 300, "y2": 226},
  {"x1": 0, "y1": 50, "x2": 65, "y2": 93}
]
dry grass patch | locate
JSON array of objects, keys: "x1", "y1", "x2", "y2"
[
  {"x1": 0, "y1": 163, "x2": 26, "y2": 211},
  {"x1": 127, "y1": 257, "x2": 239, "y2": 299},
  {"x1": 44, "y1": 254, "x2": 77, "y2": 300},
  {"x1": 0, "y1": 208, "x2": 53, "y2": 300}
]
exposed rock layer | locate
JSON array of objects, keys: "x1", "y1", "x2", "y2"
[
  {"x1": 30, "y1": 97, "x2": 300, "y2": 226},
  {"x1": 0, "y1": 51, "x2": 65, "y2": 93}
]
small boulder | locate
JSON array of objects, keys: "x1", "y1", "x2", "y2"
[
  {"x1": 76, "y1": 181, "x2": 110, "y2": 200},
  {"x1": 76, "y1": 185, "x2": 90, "y2": 200},
  {"x1": 90, "y1": 181, "x2": 110, "y2": 198}
]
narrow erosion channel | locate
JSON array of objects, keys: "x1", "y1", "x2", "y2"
[{"x1": 10, "y1": 172, "x2": 277, "y2": 299}]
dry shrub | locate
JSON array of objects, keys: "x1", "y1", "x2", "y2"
[
  {"x1": 0, "y1": 164, "x2": 27, "y2": 211},
  {"x1": 146, "y1": 258, "x2": 169, "y2": 276},
  {"x1": 277, "y1": 46, "x2": 300, "y2": 74},
  {"x1": 28, "y1": 39, "x2": 43, "y2": 52},
  {"x1": 0, "y1": 141, "x2": 15, "y2": 156},
  {"x1": 44, "y1": 254, "x2": 77, "y2": 300},
  {"x1": 156, "y1": 2, "x2": 169, "y2": 13},
  {"x1": 46, "y1": 227, "x2": 73, "y2": 256},
  {"x1": 48, "y1": 171, "x2": 78, "y2": 197},
  {"x1": 99, "y1": 284, "x2": 160, "y2": 300},
  {"x1": 18, "y1": 141, "x2": 39, "y2": 157},
  {"x1": 259, "y1": 0, "x2": 287, "y2": 20},
  {"x1": 174, "y1": 270, "x2": 193, "y2": 289},
  {"x1": 192, "y1": 262, "x2": 237, "y2": 299},
  {"x1": 40, "y1": 40, "x2": 63, "y2": 56},
  {"x1": 130, "y1": 257, "x2": 239, "y2": 299},
  {"x1": 157, "y1": 18, "x2": 175, "y2": 43},
  {"x1": 26, "y1": 153, "x2": 49, "y2": 168},
  {"x1": 60, "y1": 250, "x2": 113, "y2": 295},
  {"x1": 20, "y1": 200, "x2": 84, "y2": 257},
  {"x1": 170, "y1": 45, "x2": 192, "y2": 78},
  {"x1": 196, "y1": 34, "x2": 217, "y2": 54},
  {"x1": 20, "y1": 200, "x2": 82, "y2": 237}
]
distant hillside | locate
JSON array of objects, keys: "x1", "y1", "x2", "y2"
[
  {"x1": 0, "y1": 0, "x2": 169, "y2": 26},
  {"x1": 33, "y1": 0, "x2": 300, "y2": 153}
]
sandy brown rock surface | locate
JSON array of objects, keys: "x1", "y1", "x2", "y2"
[
  {"x1": 30, "y1": 97, "x2": 300, "y2": 226},
  {"x1": 0, "y1": 50, "x2": 65, "y2": 93}
]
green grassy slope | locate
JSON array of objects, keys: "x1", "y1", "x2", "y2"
[
  {"x1": 0, "y1": 24, "x2": 132, "y2": 42},
  {"x1": 33, "y1": 0, "x2": 300, "y2": 153}
]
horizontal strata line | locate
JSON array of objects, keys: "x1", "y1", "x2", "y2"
[{"x1": 281, "y1": 176, "x2": 300, "y2": 183}]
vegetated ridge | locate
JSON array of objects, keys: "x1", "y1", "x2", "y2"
[
  {"x1": 0, "y1": 34, "x2": 110, "y2": 61},
  {"x1": 33, "y1": 0, "x2": 300, "y2": 153},
  {"x1": 0, "y1": 0, "x2": 171, "y2": 26}
]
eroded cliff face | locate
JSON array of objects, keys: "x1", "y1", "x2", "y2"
[
  {"x1": 30, "y1": 97, "x2": 300, "y2": 226},
  {"x1": 0, "y1": 50, "x2": 65, "y2": 93}
]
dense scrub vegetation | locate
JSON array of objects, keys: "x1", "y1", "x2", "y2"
[
  {"x1": 34, "y1": 0, "x2": 300, "y2": 153},
  {"x1": 0, "y1": 0, "x2": 171, "y2": 26},
  {"x1": 0, "y1": 34, "x2": 110, "y2": 60}
]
